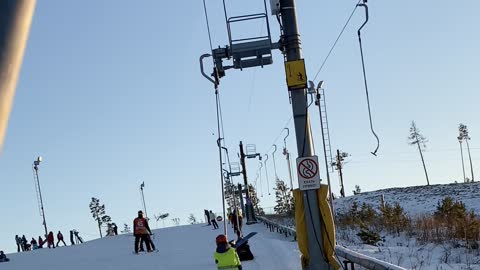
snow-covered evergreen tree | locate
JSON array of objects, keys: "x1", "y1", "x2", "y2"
[
  {"x1": 273, "y1": 179, "x2": 294, "y2": 216},
  {"x1": 248, "y1": 184, "x2": 264, "y2": 215}
]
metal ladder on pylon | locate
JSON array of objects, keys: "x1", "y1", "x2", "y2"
[
  {"x1": 32, "y1": 165, "x2": 43, "y2": 216},
  {"x1": 318, "y1": 88, "x2": 335, "y2": 173}
]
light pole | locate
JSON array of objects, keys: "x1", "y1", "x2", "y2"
[
  {"x1": 32, "y1": 156, "x2": 48, "y2": 237},
  {"x1": 140, "y1": 181, "x2": 148, "y2": 219}
]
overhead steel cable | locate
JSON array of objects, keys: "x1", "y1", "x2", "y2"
[{"x1": 313, "y1": 0, "x2": 362, "y2": 81}]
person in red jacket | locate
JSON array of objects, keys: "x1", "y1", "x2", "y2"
[
  {"x1": 38, "y1": 236, "x2": 44, "y2": 249},
  {"x1": 133, "y1": 210, "x2": 155, "y2": 253},
  {"x1": 56, "y1": 231, "x2": 66, "y2": 247},
  {"x1": 47, "y1": 232, "x2": 55, "y2": 249}
]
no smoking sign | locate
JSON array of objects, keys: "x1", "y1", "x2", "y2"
[{"x1": 296, "y1": 156, "x2": 321, "y2": 191}]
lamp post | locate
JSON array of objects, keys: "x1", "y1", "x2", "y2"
[
  {"x1": 32, "y1": 156, "x2": 48, "y2": 237},
  {"x1": 140, "y1": 181, "x2": 148, "y2": 219}
]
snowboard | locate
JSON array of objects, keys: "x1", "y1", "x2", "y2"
[{"x1": 233, "y1": 232, "x2": 257, "y2": 248}]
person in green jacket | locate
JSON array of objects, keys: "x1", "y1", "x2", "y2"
[{"x1": 213, "y1": 234, "x2": 242, "y2": 270}]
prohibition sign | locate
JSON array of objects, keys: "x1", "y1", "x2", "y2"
[{"x1": 298, "y1": 158, "x2": 318, "y2": 179}]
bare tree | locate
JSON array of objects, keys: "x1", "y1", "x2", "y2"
[
  {"x1": 459, "y1": 124, "x2": 474, "y2": 182},
  {"x1": 408, "y1": 121, "x2": 430, "y2": 185}
]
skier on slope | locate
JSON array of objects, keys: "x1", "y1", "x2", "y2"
[
  {"x1": 69, "y1": 231, "x2": 75, "y2": 246},
  {"x1": 232, "y1": 209, "x2": 243, "y2": 238},
  {"x1": 133, "y1": 210, "x2": 156, "y2": 253},
  {"x1": 213, "y1": 235, "x2": 242, "y2": 270},
  {"x1": 15, "y1": 235, "x2": 21, "y2": 252},
  {"x1": 209, "y1": 210, "x2": 219, "y2": 229},
  {"x1": 205, "y1": 209, "x2": 211, "y2": 225},
  {"x1": 21, "y1": 235, "x2": 28, "y2": 251},
  {"x1": 47, "y1": 232, "x2": 55, "y2": 249},
  {"x1": 56, "y1": 231, "x2": 66, "y2": 247}
]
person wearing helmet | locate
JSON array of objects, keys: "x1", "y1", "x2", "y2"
[
  {"x1": 133, "y1": 210, "x2": 155, "y2": 253},
  {"x1": 213, "y1": 234, "x2": 242, "y2": 270}
]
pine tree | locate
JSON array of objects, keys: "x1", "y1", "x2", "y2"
[
  {"x1": 89, "y1": 197, "x2": 111, "y2": 238},
  {"x1": 188, "y1": 214, "x2": 197, "y2": 225},
  {"x1": 273, "y1": 179, "x2": 294, "y2": 216},
  {"x1": 408, "y1": 121, "x2": 430, "y2": 185},
  {"x1": 248, "y1": 184, "x2": 264, "y2": 216},
  {"x1": 459, "y1": 124, "x2": 474, "y2": 182},
  {"x1": 121, "y1": 223, "x2": 131, "y2": 234},
  {"x1": 353, "y1": 185, "x2": 361, "y2": 195}
]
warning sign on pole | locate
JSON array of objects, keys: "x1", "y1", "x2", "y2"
[
  {"x1": 296, "y1": 156, "x2": 321, "y2": 190},
  {"x1": 284, "y1": 59, "x2": 307, "y2": 90}
]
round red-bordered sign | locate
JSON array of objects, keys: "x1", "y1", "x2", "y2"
[{"x1": 298, "y1": 158, "x2": 318, "y2": 179}]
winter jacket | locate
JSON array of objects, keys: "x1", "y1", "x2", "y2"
[
  {"x1": 57, "y1": 232, "x2": 63, "y2": 240},
  {"x1": 133, "y1": 217, "x2": 151, "y2": 235},
  {"x1": 214, "y1": 244, "x2": 242, "y2": 270},
  {"x1": 47, "y1": 232, "x2": 54, "y2": 243},
  {"x1": 209, "y1": 212, "x2": 216, "y2": 221},
  {"x1": 30, "y1": 239, "x2": 38, "y2": 250},
  {"x1": 0, "y1": 252, "x2": 8, "y2": 262}
]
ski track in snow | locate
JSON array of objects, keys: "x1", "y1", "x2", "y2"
[{"x1": 2, "y1": 223, "x2": 302, "y2": 269}]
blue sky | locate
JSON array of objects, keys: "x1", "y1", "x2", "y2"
[{"x1": 1, "y1": 0, "x2": 480, "y2": 252}]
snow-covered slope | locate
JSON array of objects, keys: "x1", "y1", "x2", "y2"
[
  {"x1": 335, "y1": 182, "x2": 480, "y2": 216},
  {"x1": 2, "y1": 222, "x2": 301, "y2": 270}
]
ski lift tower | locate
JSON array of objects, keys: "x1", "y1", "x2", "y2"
[{"x1": 200, "y1": 0, "x2": 333, "y2": 268}]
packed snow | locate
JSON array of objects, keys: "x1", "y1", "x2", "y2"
[{"x1": 1, "y1": 222, "x2": 302, "y2": 269}]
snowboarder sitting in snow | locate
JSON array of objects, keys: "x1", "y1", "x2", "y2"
[
  {"x1": 30, "y1": 238, "x2": 38, "y2": 250},
  {"x1": 133, "y1": 210, "x2": 155, "y2": 253},
  {"x1": 0, "y1": 251, "x2": 9, "y2": 262},
  {"x1": 213, "y1": 234, "x2": 242, "y2": 270},
  {"x1": 38, "y1": 236, "x2": 44, "y2": 248}
]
